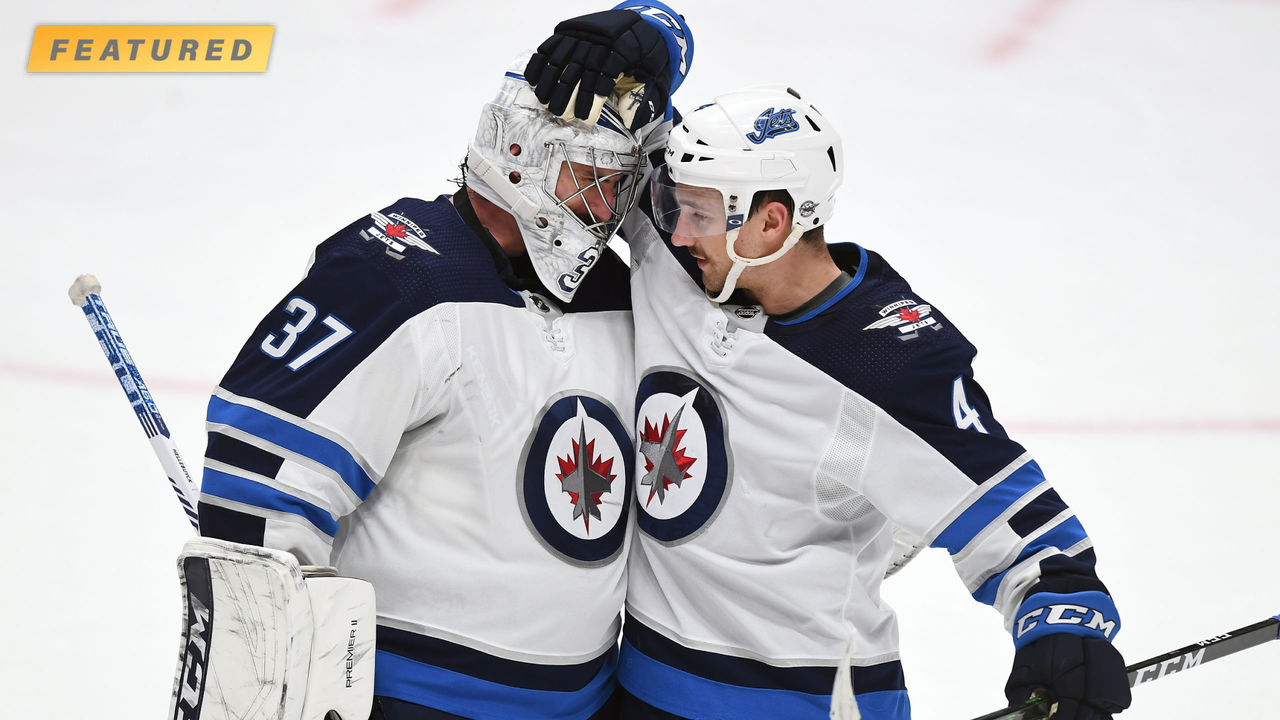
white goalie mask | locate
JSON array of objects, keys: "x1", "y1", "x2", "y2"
[
  {"x1": 466, "y1": 58, "x2": 646, "y2": 302},
  {"x1": 650, "y1": 85, "x2": 843, "y2": 302}
]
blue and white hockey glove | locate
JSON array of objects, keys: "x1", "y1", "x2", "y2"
[
  {"x1": 1005, "y1": 592, "x2": 1131, "y2": 719},
  {"x1": 524, "y1": 4, "x2": 685, "y2": 130}
]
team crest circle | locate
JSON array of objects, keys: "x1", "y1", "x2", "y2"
[
  {"x1": 634, "y1": 368, "x2": 732, "y2": 544},
  {"x1": 518, "y1": 392, "x2": 633, "y2": 566}
]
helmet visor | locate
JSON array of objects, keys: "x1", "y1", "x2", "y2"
[{"x1": 649, "y1": 164, "x2": 733, "y2": 239}]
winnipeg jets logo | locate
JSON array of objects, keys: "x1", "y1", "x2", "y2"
[
  {"x1": 635, "y1": 369, "x2": 732, "y2": 544},
  {"x1": 519, "y1": 393, "x2": 633, "y2": 566},
  {"x1": 637, "y1": 389, "x2": 706, "y2": 518},
  {"x1": 639, "y1": 404, "x2": 698, "y2": 507},
  {"x1": 556, "y1": 419, "x2": 617, "y2": 531},
  {"x1": 862, "y1": 299, "x2": 943, "y2": 341},
  {"x1": 360, "y1": 210, "x2": 439, "y2": 259},
  {"x1": 745, "y1": 107, "x2": 800, "y2": 144}
]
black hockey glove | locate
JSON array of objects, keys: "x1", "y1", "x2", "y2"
[
  {"x1": 1005, "y1": 633, "x2": 1131, "y2": 719},
  {"x1": 524, "y1": 9, "x2": 671, "y2": 130}
]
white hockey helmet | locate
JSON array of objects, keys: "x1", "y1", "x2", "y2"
[
  {"x1": 467, "y1": 56, "x2": 646, "y2": 302},
  {"x1": 650, "y1": 85, "x2": 842, "y2": 301}
]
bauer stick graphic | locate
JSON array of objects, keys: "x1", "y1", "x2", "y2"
[
  {"x1": 969, "y1": 614, "x2": 1280, "y2": 719},
  {"x1": 68, "y1": 274, "x2": 201, "y2": 530}
]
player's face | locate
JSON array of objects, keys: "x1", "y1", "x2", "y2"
[
  {"x1": 555, "y1": 160, "x2": 624, "y2": 229},
  {"x1": 668, "y1": 185, "x2": 733, "y2": 293}
]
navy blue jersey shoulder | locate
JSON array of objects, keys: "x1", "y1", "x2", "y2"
[
  {"x1": 217, "y1": 197, "x2": 519, "y2": 418},
  {"x1": 763, "y1": 244, "x2": 967, "y2": 402},
  {"x1": 320, "y1": 196, "x2": 524, "y2": 311},
  {"x1": 766, "y1": 243, "x2": 1027, "y2": 484}
]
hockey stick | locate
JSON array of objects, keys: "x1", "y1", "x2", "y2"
[
  {"x1": 967, "y1": 614, "x2": 1280, "y2": 719},
  {"x1": 68, "y1": 274, "x2": 201, "y2": 530}
]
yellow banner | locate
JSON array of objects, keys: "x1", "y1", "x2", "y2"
[{"x1": 27, "y1": 26, "x2": 274, "y2": 73}]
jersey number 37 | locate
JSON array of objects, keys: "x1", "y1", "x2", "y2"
[{"x1": 259, "y1": 296, "x2": 354, "y2": 371}]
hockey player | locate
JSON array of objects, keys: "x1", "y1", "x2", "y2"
[
  {"x1": 180, "y1": 5, "x2": 695, "y2": 720},
  {"x1": 611, "y1": 88, "x2": 1133, "y2": 720}
]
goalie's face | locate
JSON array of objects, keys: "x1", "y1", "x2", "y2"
[
  {"x1": 468, "y1": 76, "x2": 645, "y2": 302},
  {"x1": 544, "y1": 133, "x2": 644, "y2": 243},
  {"x1": 554, "y1": 159, "x2": 627, "y2": 233}
]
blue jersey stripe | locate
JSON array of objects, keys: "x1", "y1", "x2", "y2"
[
  {"x1": 853, "y1": 690, "x2": 912, "y2": 720},
  {"x1": 932, "y1": 460, "x2": 1047, "y2": 554},
  {"x1": 207, "y1": 395, "x2": 376, "y2": 500},
  {"x1": 200, "y1": 468, "x2": 339, "y2": 537},
  {"x1": 376, "y1": 626, "x2": 614, "y2": 691},
  {"x1": 375, "y1": 648, "x2": 617, "y2": 720},
  {"x1": 206, "y1": 432, "x2": 285, "y2": 480},
  {"x1": 619, "y1": 641, "x2": 912, "y2": 720},
  {"x1": 621, "y1": 613, "x2": 906, "y2": 695},
  {"x1": 972, "y1": 515, "x2": 1090, "y2": 605},
  {"x1": 619, "y1": 640, "x2": 830, "y2": 719}
]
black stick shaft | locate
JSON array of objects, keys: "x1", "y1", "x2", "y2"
[
  {"x1": 967, "y1": 616, "x2": 1280, "y2": 720},
  {"x1": 1126, "y1": 616, "x2": 1279, "y2": 688}
]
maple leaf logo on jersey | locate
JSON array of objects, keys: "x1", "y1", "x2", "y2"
[
  {"x1": 639, "y1": 405, "x2": 698, "y2": 506},
  {"x1": 360, "y1": 210, "x2": 439, "y2": 259},
  {"x1": 556, "y1": 421, "x2": 616, "y2": 532},
  {"x1": 863, "y1": 299, "x2": 943, "y2": 341},
  {"x1": 520, "y1": 394, "x2": 632, "y2": 565}
]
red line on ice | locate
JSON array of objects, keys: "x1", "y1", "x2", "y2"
[
  {"x1": 1008, "y1": 418, "x2": 1280, "y2": 435},
  {"x1": 7, "y1": 360, "x2": 1279, "y2": 434},
  {"x1": 379, "y1": 0, "x2": 432, "y2": 17},
  {"x1": 0, "y1": 360, "x2": 212, "y2": 398},
  {"x1": 984, "y1": 0, "x2": 1074, "y2": 63}
]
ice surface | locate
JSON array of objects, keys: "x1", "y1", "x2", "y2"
[{"x1": 3, "y1": 1, "x2": 1278, "y2": 717}]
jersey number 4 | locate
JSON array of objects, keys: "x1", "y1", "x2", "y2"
[
  {"x1": 259, "y1": 297, "x2": 354, "y2": 371},
  {"x1": 952, "y1": 376, "x2": 988, "y2": 434}
]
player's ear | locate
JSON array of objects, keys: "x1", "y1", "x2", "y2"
[{"x1": 761, "y1": 201, "x2": 792, "y2": 243}]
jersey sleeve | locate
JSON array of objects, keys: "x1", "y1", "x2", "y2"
[
  {"x1": 197, "y1": 218, "x2": 457, "y2": 565},
  {"x1": 851, "y1": 311, "x2": 1115, "y2": 636}
]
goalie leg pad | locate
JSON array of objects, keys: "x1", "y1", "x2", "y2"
[{"x1": 169, "y1": 538, "x2": 376, "y2": 720}]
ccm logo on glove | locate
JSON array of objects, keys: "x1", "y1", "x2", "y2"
[
  {"x1": 1012, "y1": 591, "x2": 1121, "y2": 649},
  {"x1": 1016, "y1": 604, "x2": 1117, "y2": 639}
]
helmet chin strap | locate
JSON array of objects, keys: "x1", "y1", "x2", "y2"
[{"x1": 708, "y1": 224, "x2": 806, "y2": 303}]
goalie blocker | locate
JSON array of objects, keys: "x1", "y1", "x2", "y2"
[{"x1": 170, "y1": 538, "x2": 376, "y2": 720}]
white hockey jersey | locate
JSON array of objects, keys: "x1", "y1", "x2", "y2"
[
  {"x1": 617, "y1": 213, "x2": 1114, "y2": 720},
  {"x1": 198, "y1": 195, "x2": 636, "y2": 720}
]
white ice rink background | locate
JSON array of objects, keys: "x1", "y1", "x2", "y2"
[{"x1": 2, "y1": 1, "x2": 1278, "y2": 718}]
